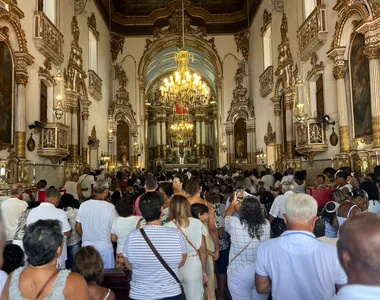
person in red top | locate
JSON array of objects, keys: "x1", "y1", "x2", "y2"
[{"x1": 134, "y1": 176, "x2": 158, "y2": 216}]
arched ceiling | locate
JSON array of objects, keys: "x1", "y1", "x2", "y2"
[{"x1": 145, "y1": 45, "x2": 216, "y2": 95}]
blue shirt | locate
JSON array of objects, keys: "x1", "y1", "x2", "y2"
[
  {"x1": 255, "y1": 230, "x2": 347, "y2": 300},
  {"x1": 124, "y1": 226, "x2": 187, "y2": 300}
]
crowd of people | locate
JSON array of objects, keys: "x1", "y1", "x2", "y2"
[{"x1": 0, "y1": 165, "x2": 380, "y2": 299}]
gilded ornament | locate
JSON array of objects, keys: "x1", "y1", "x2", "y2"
[
  {"x1": 372, "y1": 115, "x2": 380, "y2": 147},
  {"x1": 259, "y1": 66, "x2": 274, "y2": 98},
  {"x1": 15, "y1": 131, "x2": 26, "y2": 158},
  {"x1": 111, "y1": 35, "x2": 125, "y2": 62},
  {"x1": 71, "y1": 16, "x2": 80, "y2": 45},
  {"x1": 280, "y1": 13, "x2": 288, "y2": 43},
  {"x1": 88, "y1": 13, "x2": 99, "y2": 40},
  {"x1": 306, "y1": 53, "x2": 325, "y2": 81},
  {"x1": 88, "y1": 126, "x2": 100, "y2": 149},
  {"x1": 330, "y1": 126, "x2": 339, "y2": 146},
  {"x1": 264, "y1": 122, "x2": 276, "y2": 145},
  {"x1": 74, "y1": 0, "x2": 90, "y2": 15},
  {"x1": 114, "y1": 64, "x2": 128, "y2": 91},
  {"x1": 88, "y1": 70, "x2": 103, "y2": 101},
  {"x1": 234, "y1": 30, "x2": 249, "y2": 61},
  {"x1": 271, "y1": 0, "x2": 284, "y2": 12},
  {"x1": 27, "y1": 133, "x2": 36, "y2": 152},
  {"x1": 333, "y1": 64, "x2": 347, "y2": 80},
  {"x1": 339, "y1": 125, "x2": 350, "y2": 152},
  {"x1": 261, "y1": 10, "x2": 272, "y2": 36},
  {"x1": 364, "y1": 45, "x2": 379, "y2": 60},
  {"x1": 15, "y1": 73, "x2": 28, "y2": 86}
]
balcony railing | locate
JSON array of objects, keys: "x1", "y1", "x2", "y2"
[
  {"x1": 88, "y1": 70, "x2": 103, "y2": 101},
  {"x1": 37, "y1": 122, "x2": 69, "y2": 165},
  {"x1": 295, "y1": 117, "x2": 328, "y2": 160},
  {"x1": 34, "y1": 11, "x2": 64, "y2": 65},
  {"x1": 259, "y1": 66, "x2": 273, "y2": 98},
  {"x1": 298, "y1": 5, "x2": 327, "y2": 61}
]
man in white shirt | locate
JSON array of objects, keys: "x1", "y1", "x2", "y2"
[
  {"x1": 281, "y1": 167, "x2": 294, "y2": 184},
  {"x1": 1, "y1": 184, "x2": 28, "y2": 241},
  {"x1": 27, "y1": 188, "x2": 71, "y2": 268},
  {"x1": 268, "y1": 181, "x2": 294, "y2": 223},
  {"x1": 334, "y1": 213, "x2": 380, "y2": 299},
  {"x1": 255, "y1": 193, "x2": 347, "y2": 300},
  {"x1": 63, "y1": 173, "x2": 83, "y2": 201},
  {"x1": 76, "y1": 179, "x2": 117, "y2": 268},
  {"x1": 78, "y1": 167, "x2": 95, "y2": 199},
  {"x1": 261, "y1": 169, "x2": 274, "y2": 191}
]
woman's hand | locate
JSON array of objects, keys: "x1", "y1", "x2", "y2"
[{"x1": 202, "y1": 272, "x2": 208, "y2": 285}]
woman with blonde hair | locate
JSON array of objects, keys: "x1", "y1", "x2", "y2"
[{"x1": 165, "y1": 195, "x2": 208, "y2": 300}]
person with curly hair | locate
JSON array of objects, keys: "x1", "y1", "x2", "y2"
[{"x1": 225, "y1": 193, "x2": 270, "y2": 300}]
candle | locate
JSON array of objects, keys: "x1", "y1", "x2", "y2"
[
  {"x1": 33, "y1": 162, "x2": 36, "y2": 177},
  {"x1": 331, "y1": 157, "x2": 334, "y2": 168}
]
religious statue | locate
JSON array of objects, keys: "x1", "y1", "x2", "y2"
[
  {"x1": 236, "y1": 137, "x2": 245, "y2": 158},
  {"x1": 120, "y1": 143, "x2": 128, "y2": 165}
]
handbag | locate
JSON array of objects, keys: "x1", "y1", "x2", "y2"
[{"x1": 140, "y1": 228, "x2": 187, "y2": 300}]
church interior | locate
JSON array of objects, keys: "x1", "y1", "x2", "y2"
[{"x1": 0, "y1": 0, "x2": 379, "y2": 189}]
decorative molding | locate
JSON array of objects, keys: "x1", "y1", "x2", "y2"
[
  {"x1": 306, "y1": 52, "x2": 325, "y2": 81},
  {"x1": 33, "y1": 11, "x2": 64, "y2": 65},
  {"x1": 88, "y1": 70, "x2": 102, "y2": 101},
  {"x1": 261, "y1": 10, "x2": 272, "y2": 36},
  {"x1": 63, "y1": 16, "x2": 87, "y2": 102},
  {"x1": 87, "y1": 13, "x2": 99, "y2": 41},
  {"x1": 264, "y1": 122, "x2": 276, "y2": 145},
  {"x1": 259, "y1": 66, "x2": 274, "y2": 98},
  {"x1": 234, "y1": 30, "x2": 249, "y2": 61},
  {"x1": 298, "y1": 5, "x2": 327, "y2": 61},
  {"x1": 226, "y1": 61, "x2": 254, "y2": 124},
  {"x1": 114, "y1": 64, "x2": 128, "y2": 92},
  {"x1": 75, "y1": 0, "x2": 90, "y2": 15},
  {"x1": 111, "y1": 35, "x2": 125, "y2": 62},
  {"x1": 143, "y1": 9, "x2": 217, "y2": 55},
  {"x1": 88, "y1": 126, "x2": 99, "y2": 149},
  {"x1": 271, "y1": 0, "x2": 284, "y2": 13},
  {"x1": 38, "y1": 58, "x2": 55, "y2": 85}
]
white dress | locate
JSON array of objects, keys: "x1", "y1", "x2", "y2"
[{"x1": 165, "y1": 218, "x2": 207, "y2": 300}]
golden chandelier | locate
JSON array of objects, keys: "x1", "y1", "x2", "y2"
[
  {"x1": 159, "y1": 0, "x2": 211, "y2": 108},
  {"x1": 170, "y1": 118, "x2": 194, "y2": 139}
]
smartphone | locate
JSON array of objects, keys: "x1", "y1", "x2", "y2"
[{"x1": 236, "y1": 188, "x2": 245, "y2": 201}]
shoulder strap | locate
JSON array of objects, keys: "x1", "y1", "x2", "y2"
[
  {"x1": 140, "y1": 228, "x2": 181, "y2": 285},
  {"x1": 36, "y1": 269, "x2": 60, "y2": 300},
  {"x1": 173, "y1": 221, "x2": 198, "y2": 253},
  {"x1": 230, "y1": 239, "x2": 253, "y2": 264},
  {"x1": 79, "y1": 174, "x2": 88, "y2": 186}
]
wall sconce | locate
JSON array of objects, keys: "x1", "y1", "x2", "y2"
[
  {"x1": 321, "y1": 115, "x2": 336, "y2": 126},
  {"x1": 221, "y1": 142, "x2": 227, "y2": 153},
  {"x1": 256, "y1": 148, "x2": 266, "y2": 163}
]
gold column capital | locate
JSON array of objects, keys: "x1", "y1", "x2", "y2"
[
  {"x1": 333, "y1": 61, "x2": 347, "y2": 80},
  {"x1": 16, "y1": 73, "x2": 28, "y2": 86},
  {"x1": 364, "y1": 45, "x2": 380, "y2": 60},
  {"x1": 15, "y1": 131, "x2": 26, "y2": 158}
]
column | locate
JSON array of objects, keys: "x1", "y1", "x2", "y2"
[
  {"x1": 216, "y1": 78, "x2": 223, "y2": 167},
  {"x1": 328, "y1": 48, "x2": 350, "y2": 153},
  {"x1": 71, "y1": 108, "x2": 79, "y2": 163},
  {"x1": 201, "y1": 120, "x2": 206, "y2": 145},
  {"x1": 156, "y1": 120, "x2": 161, "y2": 159},
  {"x1": 15, "y1": 74, "x2": 28, "y2": 158},
  {"x1": 284, "y1": 88, "x2": 295, "y2": 159},
  {"x1": 47, "y1": 87, "x2": 54, "y2": 122},
  {"x1": 82, "y1": 111, "x2": 89, "y2": 165},
  {"x1": 271, "y1": 97, "x2": 283, "y2": 161},
  {"x1": 196, "y1": 120, "x2": 201, "y2": 145},
  {"x1": 247, "y1": 128, "x2": 251, "y2": 164},
  {"x1": 226, "y1": 124, "x2": 234, "y2": 164},
  {"x1": 161, "y1": 121, "x2": 166, "y2": 158},
  {"x1": 365, "y1": 46, "x2": 380, "y2": 147}
]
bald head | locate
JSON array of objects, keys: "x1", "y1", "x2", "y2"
[
  {"x1": 338, "y1": 212, "x2": 380, "y2": 284},
  {"x1": 10, "y1": 184, "x2": 22, "y2": 198}
]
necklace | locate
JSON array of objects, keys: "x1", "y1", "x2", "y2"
[{"x1": 146, "y1": 224, "x2": 162, "y2": 227}]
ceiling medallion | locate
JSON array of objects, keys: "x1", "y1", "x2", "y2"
[{"x1": 159, "y1": 0, "x2": 211, "y2": 108}]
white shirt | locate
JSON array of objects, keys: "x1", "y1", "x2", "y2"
[
  {"x1": 368, "y1": 200, "x2": 380, "y2": 214},
  {"x1": 1, "y1": 198, "x2": 28, "y2": 241},
  {"x1": 0, "y1": 270, "x2": 7, "y2": 296},
  {"x1": 281, "y1": 174, "x2": 294, "y2": 184},
  {"x1": 333, "y1": 284, "x2": 380, "y2": 300},
  {"x1": 255, "y1": 230, "x2": 347, "y2": 300},
  {"x1": 76, "y1": 200, "x2": 117, "y2": 251},
  {"x1": 165, "y1": 218, "x2": 207, "y2": 254},
  {"x1": 27, "y1": 202, "x2": 71, "y2": 265},
  {"x1": 269, "y1": 191, "x2": 294, "y2": 219},
  {"x1": 78, "y1": 174, "x2": 95, "y2": 199},
  {"x1": 294, "y1": 181, "x2": 306, "y2": 193},
  {"x1": 63, "y1": 181, "x2": 79, "y2": 200},
  {"x1": 261, "y1": 175, "x2": 274, "y2": 191},
  {"x1": 111, "y1": 216, "x2": 141, "y2": 253},
  {"x1": 225, "y1": 216, "x2": 270, "y2": 278}
]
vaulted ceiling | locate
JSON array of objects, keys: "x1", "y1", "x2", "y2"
[{"x1": 94, "y1": 0, "x2": 262, "y2": 35}]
